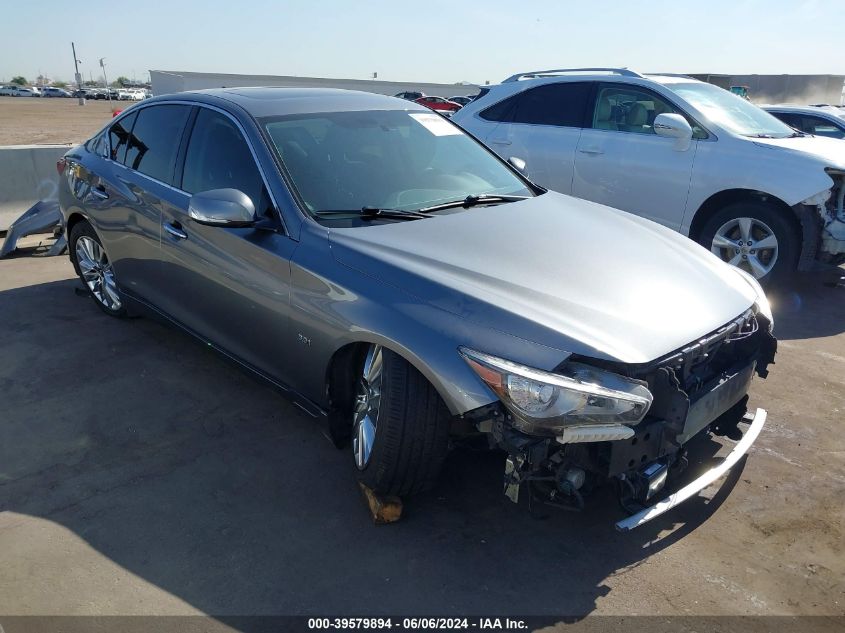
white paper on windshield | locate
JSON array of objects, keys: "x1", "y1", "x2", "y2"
[{"x1": 409, "y1": 112, "x2": 462, "y2": 136}]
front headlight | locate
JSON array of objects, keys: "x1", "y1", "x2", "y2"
[
  {"x1": 733, "y1": 268, "x2": 773, "y2": 330},
  {"x1": 459, "y1": 348, "x2": 652, "y2": 436}
]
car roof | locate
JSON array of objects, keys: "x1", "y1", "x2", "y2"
[
  {"x1": 172, "y1": 87, "x2": 428, "y2": 117},
  {"x1": 763, "y1": 104, "x2": 845, "y2": 117},
  {"x1": 484, "y1": 71, "x2": 707, "y2": 95}
]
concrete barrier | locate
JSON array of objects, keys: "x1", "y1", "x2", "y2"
[{"x1": 0, "y1": 144, "x2": 73, "y2": 231}]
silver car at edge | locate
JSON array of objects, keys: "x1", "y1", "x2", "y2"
[{"x1": 58, "y1": 88, "x2": 777, "y2": 530}]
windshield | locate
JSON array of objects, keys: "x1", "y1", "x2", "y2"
[
  {"x1": 262, "y1": 110, "x2": 533, "y2": 216},
  {"x1": 666, "y1": 82, "x2": 796, "y2": 138}
]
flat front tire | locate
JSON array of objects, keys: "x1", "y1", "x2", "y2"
[{"x1": 353, "y1": 345, "x2": 451, "y2": 497}]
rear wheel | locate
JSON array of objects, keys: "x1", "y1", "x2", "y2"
[
  {"x1": 69, "y1": 220, "x2": 126, "y2": 317},
  {"x1": 352, "y1": 345, "x2": 451, "y2": 496},
  {"x1": 698, "y1": 201, "x2": 799, "y2": 285}
]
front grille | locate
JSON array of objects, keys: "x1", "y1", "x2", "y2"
[{"x1": 640, "y1": 309, "x2": 759, "y2": 396}]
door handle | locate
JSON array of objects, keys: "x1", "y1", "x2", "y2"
[
  {"x1": 490, "y1": 139, "x2": 512, "y2": 145},
  {"x1": 578, "y1": 147, "x2": 604, "y2": 155},
  {"x1": 91, "y1": 184, "x2": 109, "y2": 199},
  {"x1": 163, "y1": 222, "x2": 188, "y2": 240}
]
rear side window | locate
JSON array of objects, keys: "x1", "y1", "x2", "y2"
[
  {"x1": 480, "y1": 82, "x2": 591, "y2": 128},
  {"x1": 180, "y1": 108, "x2": 268, "y2": 214},
  {"x1": 89, "y1": 132, "x2": 109, "y2": 158},
  {"x1": 771, "y1": 112, "x2": 800, "y2": 128},
  {"x1": 123, "y1": 105, "x2": 191, "y2": 183},
  {"x1": 108, "y1": 112, "x2": 137, "y2": 164}
]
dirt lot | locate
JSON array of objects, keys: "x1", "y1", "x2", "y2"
[
  {"x1": 0, "y1": 248, "x2": 843, "y2": 626},
  {"x1": 0, "y1": 96, "x2": 122, "y2": 145}
]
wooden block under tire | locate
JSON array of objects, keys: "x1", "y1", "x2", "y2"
[{"x1": 358, "y1": 482, "x2": 403, "y2": 524}]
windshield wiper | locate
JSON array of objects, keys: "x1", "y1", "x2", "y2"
[
  {"x1": 314, "y1": 206, "x2": 431, "y2": 221},
  {"x1": 419, "y1": 193, "x2": 530, "y2": 214}
]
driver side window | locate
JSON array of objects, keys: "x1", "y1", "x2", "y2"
[
  {"x1": 592, "y1": 85, "x2": 679, "y2": 135},
  {"x1": 180, "y1": 108, "x2": 272, "y2": 218}
]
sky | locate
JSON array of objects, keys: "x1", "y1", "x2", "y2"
[{"x1": 2, "y1": 0, "x2": 843, "y2": 86}]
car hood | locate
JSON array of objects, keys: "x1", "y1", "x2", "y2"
[
  {"x1": 752, "y1": 135, "x2": 845, "y2": 169},
  {"x1": 328, "y1": 192, "x2": 758, "y2": 364}
]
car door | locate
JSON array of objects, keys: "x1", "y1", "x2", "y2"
[
  {"x1": 157, "y1": 105, "x2": 297, "y2": 382},
  {"x1": 484, "y1": 82, "x2": 592, "y2": 194},
  {"x1": 97, "y1": 104, "x2": 193, "y2": 302},
  {"x1": 572, "y1": 83, "x2": 698, "y2": 228}
]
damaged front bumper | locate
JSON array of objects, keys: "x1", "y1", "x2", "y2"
[
  {"x1": 797, "y1": 169, "x2": 845, "y2": 268},
  {"x1": 481, "y1": 308, "x2": 776, "y2": 530},
  {"x1": 615, "y1": 407, "x2": 766, "y2": 531},
  {"x1": 0, "y1": 200, "x2": 66, "y2": 258}
]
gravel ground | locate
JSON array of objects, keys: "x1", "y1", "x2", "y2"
[
  {"x1": 0, "y1": 251, "x2": 843, "y2": 625},
  {"x1": 0, "y1": 96, "x2": 123, "y2": 145}
]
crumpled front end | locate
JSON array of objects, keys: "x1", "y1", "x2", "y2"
[
  {"x1": 472, "y1": 308, "x2": 776, "y2": 529},
  {"x1": 820, "y1": 170, "x2": 845, "y2": 259},
  {"x1": 797, "y1": 169, "x2": 845, "y2": 268}
]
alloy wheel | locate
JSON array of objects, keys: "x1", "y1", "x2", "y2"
[
  {"x1": 352, "y1": 344, "x2": 383, "y2": 470},
  {"x1": 710, "y1": 217, "x2": 779, "y2": 279},
  {"x1": 75, "y1": 236, "x2": 122, "y2": 310}
]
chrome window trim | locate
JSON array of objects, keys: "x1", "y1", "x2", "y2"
[{"x1": 102, "y1": 100, "x2": 287, "y2": 233}]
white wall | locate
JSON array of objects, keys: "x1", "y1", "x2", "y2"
[
  {"x1": 150, "y1": 70, "x2": 479, "y2": 99},
  {"x1": 0, "y1": 145, "x2": 70, "y2": 231}
]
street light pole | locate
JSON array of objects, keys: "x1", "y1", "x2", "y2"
[
  {"x1": 99, "y1": 58, "x2": 112, "y2": 106},
  {"x1": 71, "y1": 42, "x2": 84, "y2": 106}
]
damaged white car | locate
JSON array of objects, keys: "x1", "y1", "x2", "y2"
[{"x1": 453, "y1": 69, "x2": 845, "y2": 283}]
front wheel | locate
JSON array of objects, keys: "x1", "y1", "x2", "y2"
[
  {"x1": 352, "y1": 345, "x2": 451, "y2": 496},
  {"x1": 698, "y1": 201, "x2": 799, "y2": 285}
]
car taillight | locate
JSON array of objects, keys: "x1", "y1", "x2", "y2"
[{"x1": 56, "y1": 157, "x2": 67, "y2": 175}]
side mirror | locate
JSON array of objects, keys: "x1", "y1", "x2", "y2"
[
  {"x1": 653, "y1": 113, "x2": 693, "y2": 151},
  {"x1": 188, "y1": 188, "x2": 255, "y2": 227},
  {"x1": 508, "y1": 156, "x2": 528, "y2": 176}
]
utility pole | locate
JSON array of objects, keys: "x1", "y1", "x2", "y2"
[
  {"x1": 71, "y1": 42, "x2": 84, "y2": 105},
  {"x1": 99, "y1": 57, "x2": 112, "y2": 106}
]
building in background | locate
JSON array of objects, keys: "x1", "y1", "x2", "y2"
[
  {"x1": 150, "y1": 69, "x2": 844, "y2": 106},
  {"x1": 690, "y1": 74, "x2": 845, "y2": 105},
  {"x1": 150, "y1": 70, "x2": 478, "y2": 99}
]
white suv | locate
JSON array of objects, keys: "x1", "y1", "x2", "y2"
[{"x1": 453, "y1": 68, "x2": 845, "y2": 282}]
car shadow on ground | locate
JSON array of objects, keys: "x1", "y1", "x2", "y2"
[
  {"x1": 768, "y1": 270, "x2": 845, "y2": 341},
  {"x1": 1, "y1": 278, "x2": 748, "y2": 622}
]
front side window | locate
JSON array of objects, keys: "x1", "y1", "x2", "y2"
[
  {"x1": 123, "y1": 104, "x2": 191, "y2": 183},
  {"x1": 181, "y1": 108, "x2": 269, "y2": 214},
  {"x1": 592, "y1": 85, "x2": 681, "y2": 135},
  {"x1": 262, "y1": 109, "x2": 533, "y2": 217},
  {"x1": 800, "y1": 115, "x2": 845, "y2": 139},
  {"x1": 481, "y1": 83, "x2": 591, "y2": 127},
  {"x1": 666, "y1": 82, "x2": 795, "y2": 138}
]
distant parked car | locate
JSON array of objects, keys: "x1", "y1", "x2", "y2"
[
  {"x1": 394, "y1": 91, "x2": 424, "y2": 101},
  {"x1": 448, "y1": 96, "x2": 475, "y2": 106},
  {"x1": 414, "y1": 96, "x2": 462, "y2": 114},
  {"x1": 7, "y1": 86, "x2": 40, "y2": 97},
  {"x1": 42, "y1": 87, "x2": 72, "y2": 98},
  {"x1": 454, "y1": 67, "x2": 845, "y2": 283},
  {"x1": 0, "y1": 85, "x2": 19, "y2": 96},
  {"x1": 764, "y1": 105, "x2": 845, "y2": 140}
]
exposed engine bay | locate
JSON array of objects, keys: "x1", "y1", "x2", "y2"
[
  {"x1": 801, "y1": 170, "x2": 845, "y2": 265},
  {"x1": 474, "y1": 308, "x2": 777, "y2": 522}
]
